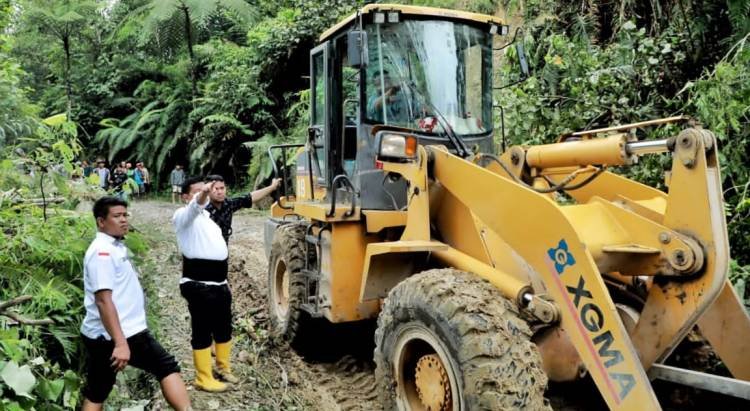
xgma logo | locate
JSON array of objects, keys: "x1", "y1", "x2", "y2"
[
  {"x1": 548, "y1": 239, "x2": 576, "y2": 274},
  {"x1": 546, "y1": 238, "x2": 636, "y2": 401}
]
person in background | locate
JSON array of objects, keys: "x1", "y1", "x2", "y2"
[
  {"x1": 138, "y1": 162, "x2": 151, "y2": 196},
  {"x1": 205, "y1": 174, "x2": 281, "y2": 243},
  {"x1": 170, "y1": 165, "x2": 185, "y2": 204},
  {"x1": 94, "y1": 161, "x2": 110, "y2": 190},
  {"x1": 172, "y1": 178, "x2": 234, "y2": 392},
  {"x1": 133, "y1": 165, "x2": 144, "y2": 198},
  {"x1": 111, "y1": 164, "x2": 128, "y2": 201},
  {"x1": 125, "y1": 162, "x2": 139, "y2": 197},
  {"x1": 72, "y1": 161, "x2": 83, "y2": 181},
  {"x1": 80, "y1": 196, "x2": 191, "y2": 411},
  {"x1": 83, "y1": 160, "x2": 93, "y2": 178}
]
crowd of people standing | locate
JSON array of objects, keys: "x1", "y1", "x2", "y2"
[{"x1": 86, "y1": 160, "x2": 154, "y2": 201}]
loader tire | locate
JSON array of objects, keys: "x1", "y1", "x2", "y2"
[
  {"x1": 374, "y1": 269, "x2": 550, "y2": 411},
  {"x1": 267, "y1": 223, "x2": 312, "y2": 349}
]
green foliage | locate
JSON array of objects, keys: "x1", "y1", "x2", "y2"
[
  {"x1": 0, "y1": 31, "x2": 152, "y2": 407},
  {"x1": 21, "y1": 0, "x2": 99, "y2": 114},
  {"x1": 405, "y1": 0, "x2": 498, "y2": 14},
  {"x1": 0, "y1": 150, "x2": 151, "y2": 409},
  {"x1": 0, "y1": 109, "x2": 88, "y2": 408},
  {"x1": 0, "y1": 33, "x2": 39, "y2": 147},
  {"x1": 497, "y1": 1, "x2": 750, "y2": 306},
  {"x1": 688, "y1": 36, "x2": 750, "y2": 267}
]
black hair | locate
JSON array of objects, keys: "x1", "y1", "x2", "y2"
[
  {"x1": 371, "y1": 69, "x2": 389, "y2": 79},
  {"x1": 181, "y1": 176, "x2": 204, "y2": 194},
  {"x1": 93, "y1": 196, "x2": 128, "y2": 220},
  {"x1": 205, "y1": 174, "x2": 224, "y2": 183}
]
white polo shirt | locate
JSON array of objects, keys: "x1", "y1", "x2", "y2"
[
  {"x1": 173, "y1": 193, "x2": 228, "y2": 285},
  {"x1": 81, "y1": 232, "x2": 148, "y2": 340}
]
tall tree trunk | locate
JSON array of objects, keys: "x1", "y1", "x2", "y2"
[
  {"x1": 63, "y1": 34, "x2": 73, "y2": 117},
  {"x1": 182, "y1": 6, "x2": 197, "y2": 99}
]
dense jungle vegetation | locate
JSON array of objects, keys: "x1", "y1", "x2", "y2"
[{"x1": 0, "y1": 0, "x2": 748, "y2": 409}]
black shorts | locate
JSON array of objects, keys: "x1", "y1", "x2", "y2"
[
  {"x1": 82, "y1": 330, "x2": 180, "y2": 403},
  {"x1": 180, "y1": 282, "x2": 233, "y2": 349}
]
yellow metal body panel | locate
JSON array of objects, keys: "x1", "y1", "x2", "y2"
[
  {"x1": 430, "y1": 146, "x2": 660, "y2": 409},
  {"x1": 360, "y1": 240, "x2": 448, "y2": 301},
  {"x1": 294, "y1": 174, "x2": 327, "y2": 201},
  {"x1": 432, "y1": 185, "x2": 542, "y2": 289},
  {"x1": 697, "y1": 281, "x2": 750, "y2": 380},
  {"x1": 558, "y1": 199, "x2": 702, "y2": 276},
  {"x1": 322, "y1": 223, "x2": 380, "y2": 322},
  {"x1": 270, "y1": 199, "x2": 296, "y2": 218},
  {"x1": 382, "y1": 148, "x2": 431, "y2": 241},
  {"x1": 320, "y1": 3, "x2": 504, "y2": 41},
  {"x1": 547, "y1": 169, "x2": 668, "y2": 219},
  {"x1": 362, "y1": 210, "x2": 407, "y2": 233}
]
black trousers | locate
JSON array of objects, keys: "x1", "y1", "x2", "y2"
[
  {"x1": 179, "y1": 282, "x2": 232, "y2": 349},
  {"x1": 82, "y1": 330, "x2": 179, "y2": 403}
]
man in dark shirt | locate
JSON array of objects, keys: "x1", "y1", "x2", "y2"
[
  {"x1": 111, "y1": 164, "x2": 128, "y2": 200},
  {"x1": 205, "y1": 175, "x2": 281, "y2": 243}
]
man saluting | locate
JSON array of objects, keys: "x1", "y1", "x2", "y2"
[{"x1": 173, "y1": 177, "x2": 236, "y2": 392}]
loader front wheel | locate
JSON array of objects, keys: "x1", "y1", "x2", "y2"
[
  {"x1": 267, "y1": 223, "x2": 311, "y2": 348},
  {"x1": 374, "y1": 269, "x2": 550, "y2": 410}
]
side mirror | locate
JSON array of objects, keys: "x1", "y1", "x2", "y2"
[
  {"x1": 495, "y1": 28, "x2": 532, "y2": 90},
  {"x1": 516, "y1": 42, "x2": 530, "y2": 79},
  {"x1": 347, "y1": 30, "x2": 368, "y2": 68}
]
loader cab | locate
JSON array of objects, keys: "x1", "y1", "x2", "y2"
[{"x1": 307, "y1": 5, "x2": 506, "y2": 210}]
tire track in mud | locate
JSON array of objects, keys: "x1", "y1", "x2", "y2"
[
  {"x1": 305, "y1": 356, "x2": 379, "y2": 410},
  {"x1": 229, "y1": 219, "x2": 381, "y2": 411}
]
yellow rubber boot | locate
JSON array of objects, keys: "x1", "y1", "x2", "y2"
[
  {"x1": 192, "y1": 348, "x2": 227, "y2": 392},
  {"x1": 215, "y1": 341, "x2": 239, "y2": 384}
]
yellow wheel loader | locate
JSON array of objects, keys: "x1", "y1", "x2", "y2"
[{"x1": 263, "y1": 4, "x2": 750, "y2": 410}]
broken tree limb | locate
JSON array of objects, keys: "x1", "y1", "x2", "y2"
[{"x1": 0, "y1": 295, "x2": 55, "y2": 326}]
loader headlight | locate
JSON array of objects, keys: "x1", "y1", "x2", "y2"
[{"x1": 377, "y1": 132, "x2": 418, "y2": 160}]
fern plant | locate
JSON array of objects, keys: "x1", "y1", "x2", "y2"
[{"x1": 133, "y1": 0, "x2": 257, "y2": 95}]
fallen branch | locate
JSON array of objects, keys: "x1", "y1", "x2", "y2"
[
  {"x1": 0, "y1": 295, "x2": 55, "y2": 326},
  {"x1": 0, "y1": 295, "x2": 33, "y2": 311},
  {"x1": 2, "y1": 311, "x2": 55, "y2": 326},
  {"x1": 9, "y1": 197, "x2": 65, "y2": 206}
]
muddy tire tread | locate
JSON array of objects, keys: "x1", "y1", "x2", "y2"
[
  {"x1": 267, "y1": 223, "x2": 311, "y2": 348},
  {"x1": 374, "y1": 269, "x2": 550, "y2": 410}
]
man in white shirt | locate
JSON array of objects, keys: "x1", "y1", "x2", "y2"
[
  {"x1": 81, "y1": 197, "x2": 191, "y2": 411},
  {"x1": 172, "y1": 177, "x2": 236, "y2": 392}
]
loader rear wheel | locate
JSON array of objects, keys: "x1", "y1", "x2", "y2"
[
  {"x1": 267, "y1": 223, "x2": 311, "y2": 348},
  {"x1": 374, "y1": 269, "x2": 550, "y2": 410}
]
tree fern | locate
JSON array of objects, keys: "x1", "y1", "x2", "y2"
[
  {"x1": 199, "y1": 113, "x2": 254, "y2": 136},
  {"x1": 133, "y1": 0, "x2": 257, "y2": 94},
  {"x1": 728, "y1": 0, "x2": 750, "y2": 42}
]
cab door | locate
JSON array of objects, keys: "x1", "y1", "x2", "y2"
[{"x1": 309, "y1": 42, "x2": 330, "y2": 187}]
